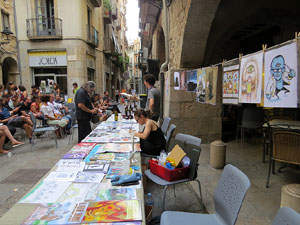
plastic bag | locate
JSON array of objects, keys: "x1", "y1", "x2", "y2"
[{"x1": 158, "y1": 150, "x2": 168, "y2": 167}]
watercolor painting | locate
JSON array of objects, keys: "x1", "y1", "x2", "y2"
[
  {"x1": 180, "y1": 71, "x2": 187, "y2": 90},
  {"x1": 239, "y1": 52, "x2": 263, "y2": 103},
  {"x1": 174, "y1": 72, "x2": 180, "y2": 90},
  {"x1": 186, "y1": 70, "x2": 198, "y2": 92},
  {"x1": 223, "y1": 64, "x2": 240, "y2": 104}
]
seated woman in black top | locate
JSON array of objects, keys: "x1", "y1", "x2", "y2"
[{"x1": 130, "y1": 109, "x2": 166, "y2": 156}]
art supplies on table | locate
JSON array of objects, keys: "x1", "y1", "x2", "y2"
[
  {"x1": 74, "y1": 172, "x2": 105, "y2": 183},
  {"x1": 101, "y1": 143, "x2": 141, "y2": 153},
  {"x1": 82, "y1": 200, "x2": 142, "y2": 223}
]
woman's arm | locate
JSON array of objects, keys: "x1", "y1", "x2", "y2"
[{"x1": 134, "y1": 120, "x2": 152, "y2": 140}]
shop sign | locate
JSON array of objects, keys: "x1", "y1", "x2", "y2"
[{"x1": 29, "y1": 51, "x2": 67, "y2": 67}]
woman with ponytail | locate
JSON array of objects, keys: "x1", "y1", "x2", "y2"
[{"x1": 130, "y1": 109, "x2": 166, "y2": 155}]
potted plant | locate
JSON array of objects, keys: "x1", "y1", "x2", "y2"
[{"x1": 103, "y1": 0, "x2": 111, "y2": 15}]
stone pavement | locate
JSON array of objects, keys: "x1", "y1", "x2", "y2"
[{"x1": 0, "y1": 129, "x2": 299, "y2": 225}]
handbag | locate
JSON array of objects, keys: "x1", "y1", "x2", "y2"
[{"x1": 91, "y1": 112, "x2": 100, "y2": 124}]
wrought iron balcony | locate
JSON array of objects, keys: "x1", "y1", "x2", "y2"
[
  {"x1": 86, "y1": 25, "x2": 99, "y2": 47},
  {"x1": 26, "y1": 18, "x2": 62, "y2": 40},
  {"x1": 89, "y1": 0, "x2": 101, "y2": 7}
]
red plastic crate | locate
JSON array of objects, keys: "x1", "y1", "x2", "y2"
[{"x1": 149, "y1": 160, "x2": 190, "y2": 181}]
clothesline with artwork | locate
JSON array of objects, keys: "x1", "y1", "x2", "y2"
[
  {"x1": 173, "y1": 67, "x2": 219, "y2": 105},
  {"x1": 173, "y1": 38, "x2": 300, "y2": 108}
]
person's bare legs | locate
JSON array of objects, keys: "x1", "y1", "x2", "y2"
[
  {"x1": 23, "y1": 124, "x2": 32, "y2": 139},
  {"x1": 21, "y1": 116, "x2": 33, "y2": 127},
  {"x1": 0, "y1": 125, "x2": 23, "y2": 145},
  {"x1": 0, "y1": 130, "x2": 9, "y2": 154}
]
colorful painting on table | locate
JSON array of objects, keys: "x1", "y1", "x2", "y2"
[
  {"x1": 223, "y1": 64, "x2": 240, "y2": 104},
  {"x1": 264, "y1": 42, "x2": 298, "y2": 108},
  {"x1": 22, "y1": 202, "x2": 87, "y2": 225},
  {"x1": 239, "y1": 52, "x2": 263, "y2": 103},
  {"x1": 205, "y1": 66, "x2": 218, "y2": 105},
  {"x1": 186, "y1": 70, "x2": 198, "y2": 92},
  {"x1": 180, "y1": 71, "x2": 187, "y2": 90},
  {"x1": 174, "y1": 71, "x2": 180, "y2": 90},
  {"x1": 82, "y1": 200, "x2": 142, "y2": 223},
  {"x1": 196, "y1": 68, "x2": 206, "y2": 103}
]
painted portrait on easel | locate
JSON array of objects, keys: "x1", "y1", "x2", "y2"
[{"x1": 239, "y1": 52, "x2": 263, "y2": 103}]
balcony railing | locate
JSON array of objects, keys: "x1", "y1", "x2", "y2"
[
  {"x1": 89, "y1": 0, "x2": 101, "y2": 7},
  {"x1": 86, "y1": 25, "x2": 99, "y2": 47},
  {"x1": 103, "y1": 10, "x2": 112, "y2": 24},
  {"x1": 104, "y1": 37, "x2": 115, "y2": 54},
  {"x1": 26, "y1": 18, "x2": 62, "y2": 40}
]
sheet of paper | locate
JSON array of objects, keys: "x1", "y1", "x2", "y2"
[
  {"x1": 56, "y1": 159, "x2": 85, "y2": 172},
  {"x1": 19, "y1": 181, "x2": 71, "y2": 203},
  {"x1": 44, "y1": 171, "x2": 77, "y2": 182},
  {"x1": 74, "y1": 172, "x2": 105, "y2": 183},
  {"x1": 56, "y1": 183, "x2": 92, "y2": 203}
]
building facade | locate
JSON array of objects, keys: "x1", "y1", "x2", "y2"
[
  {"x1": 14, "y1": 0, "x2": 128, "y2": 99},
  {"x1": 0, "y1": 0, "x2": 18, "y2": 86}
]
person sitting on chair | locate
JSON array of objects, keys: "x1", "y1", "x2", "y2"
[{"x1": 130, "y1": 109, "x2": 166, "y2": 156}]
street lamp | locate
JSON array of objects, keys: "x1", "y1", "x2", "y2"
[{"x1": 0, "y1": 28, "x2": 13, "y2": 46}]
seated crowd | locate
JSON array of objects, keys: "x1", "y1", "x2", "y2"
[{"x1": 0, "y1": 82, "x2": 116, "y2": 155}]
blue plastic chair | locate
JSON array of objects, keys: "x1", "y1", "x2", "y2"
[
  {"x1": 271, "y1": 207, "x2": 300, "y2": 225},
  {"x1": 160, "y1": 164, "x2": 250, "y2": 225}
]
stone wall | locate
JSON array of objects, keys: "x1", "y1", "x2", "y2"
[
  {"x1": 148, "y1": 0, "x2": 222, "y2": 143},
  {"x1": 164, "y1": 70, "x2": 222, "y2": 143}
]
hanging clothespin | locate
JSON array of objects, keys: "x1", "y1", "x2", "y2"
[
  {"x1": 262, "y1": 44, "x2": 267, "y2": 53},
  {"x1": 239, "y1": 53, "x2": 243, "y2": 62},
  {"x1": 222, "y1": 59, "x2": 227, "y2": 66}
]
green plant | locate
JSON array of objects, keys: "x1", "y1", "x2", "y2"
[{"x1": 103, "y1": 0, "x2": 111, "y2": 11}]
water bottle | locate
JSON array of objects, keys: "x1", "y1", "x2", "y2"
[{"x1": 145, "y1": 193, "x2": 154, "y2": 207}]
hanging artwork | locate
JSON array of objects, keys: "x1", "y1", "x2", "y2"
[
  {"x1": 205, "y1": 66, "x2": 218, "y2": 105},
  {"x1": 223, "y1": 64, "x2": 240, "y2": 104},
  {"x1": 180, "y1": 71, "x2": 187, "y2": 90},
  {"x1": 186, "y1": 70, "x2": 198, "y2": 92},
  {"x1": 174, "y1": 72, "x2": 180, "y2": 90},
  {"x1": 196, "y1": 68, "x2": 206, "y2": 103},
  {"x1": 264, "y1": 42, "x2": 298, "y2": 108},
  {"x1": 239, "y1": 52, "x2": 263, "y2": 103}
]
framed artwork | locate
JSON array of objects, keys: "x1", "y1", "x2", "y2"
[
  {"x1": 239, "y1": 52, "x2": 263, "y2": 103},
  {"x1": 205, "y1": 66, "x2": 218, "y2": 105},
  {"x1": 264, "y1": 41, "x2": 298, "y2": 108}
]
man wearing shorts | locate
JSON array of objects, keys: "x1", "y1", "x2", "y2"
[{"x1": 0, "y1": 98, "x2": 33, "y2": 142}]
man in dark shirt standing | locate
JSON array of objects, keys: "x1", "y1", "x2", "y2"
[{"x1": 75, "y1": 81, "x2": 98, "y2": 143}]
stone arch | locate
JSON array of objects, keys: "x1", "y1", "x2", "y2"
[
  {"x1": 179, "y1": 0, "x2": 221, "y2": 68},
  {"x1": 203, "y1": 0, "x2": 300, "y2": 66},
  {"x1": 156, "y1": 28, "x2": 165, "y2": 67},
  {"x1": 1, "y1": 55, "x2": 18, "y2": 85}
]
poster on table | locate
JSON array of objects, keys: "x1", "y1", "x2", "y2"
[
  {"x1": 186, "y1": 70, "x2": 198, "y2": 92},
  {"x1": 196, "y1": 68, "x2": 206, "y2": 103},
  {"x1": 264, "y1": 41, "x2": 298, "y2": 108},
  {"x1": 239, "y1": 52, "x2": 263, "y2": 103},
  {"x1": 180, "y1": 71, "x2": 187, "y2": 90},
  {"x1": 174, "y1": 71, "x2": 180, "y2": 90},
  {"x1": 205, "y1": 66, "x2": 218, "y2": 105},
  {"x1": 223, "y1": 63, "x2": 240, "y2": 104}
]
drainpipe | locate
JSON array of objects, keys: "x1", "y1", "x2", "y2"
[
  {"x1": 159, "y1": 0, "x2": 170, "y2": 119},
  {"x1": 13, "y1": 0, "x2": 22, "y2": 84}
]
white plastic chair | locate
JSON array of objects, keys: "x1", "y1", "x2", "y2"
[
  {"x1": 271, "y1": 207, "x2": 300, "y2": 225},
  {"x1": 161, "y1": 117, "x2": 171, "y2": 136},
  {"x1": 160, "y1": 164, "x2": 250, "y2": 225},
  {"x1": 145, "y1": 133, "x2": 202, "y2": 211}
]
